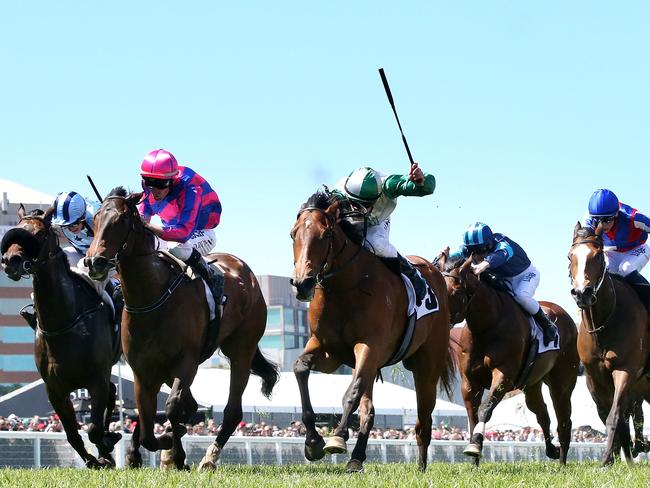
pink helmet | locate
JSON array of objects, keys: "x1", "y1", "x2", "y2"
[{"x1": 140, "y1": 149, "x2": 179, "y2": 179}]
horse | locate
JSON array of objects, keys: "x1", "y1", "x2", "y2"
[
  {"x1": 84, "y1": 187, "x2": 279, "y2": 470},
  {"x1": 436, "y1": 253, "x2": 579, "y2": 465},
  {"x1": 0, "y1": 205, "x2": 121, "y2": 467},
  {"x1": 289, "y1": 191, "x2": 454, "y2": 473},
  {"x1": 568, "y1": 222, "x2": 650, "y2": 465}
]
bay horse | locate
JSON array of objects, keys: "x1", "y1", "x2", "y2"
[
  {"x1": 0, "y1": 205, "x2": 121, "y2": 467},
  {"x1": 437, "y1": 254, "x2": 579, "y2": 465},
  {"x1": 290, "y1": 191, "x2": 454, "y2": 473},
  {"x1": 84, "y1": 188, "x2": 279, "y2": 470},
  {"x1": 569, "y1": 222, "x2": 650, "y2": 465}
]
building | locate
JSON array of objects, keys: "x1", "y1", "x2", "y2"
[
  {"x1": 255, "y1": 275, "x2": 309, "y2": 371},
  {"x1": 0, "y1": 179, "x2": 53, "y2": 388}
]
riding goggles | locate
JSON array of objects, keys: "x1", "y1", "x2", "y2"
[
  {"x1": 142, "y1": 177, "x2": 173, "y2": 190},
  {"x1": 595, "y1": 216, "x2": 616, "y2": 224}
]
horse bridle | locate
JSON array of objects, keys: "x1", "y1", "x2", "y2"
[
  {"x1": 294, "y1": 206, "x2": 364, "y2": 284},
  {"x1": 100, "y1": 195, "x2": 156, "y2": 268},
  {"x1": 569, "y1": 238, "x2": 615, "y2": 334},
  {"x1": 11, "y1": 215, "x2": 60, "y2": 277}
]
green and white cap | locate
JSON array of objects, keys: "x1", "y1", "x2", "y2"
[{"x1": 344, "y1": 167, "x2": 382, "y2": 203}]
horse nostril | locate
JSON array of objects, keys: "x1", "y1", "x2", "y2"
[
  {"x1": 571, "y1": 288, "x2": 578, "y2": 296},
  {"x1": 289, "y1": 278, "x2": 295, "y2": 286}
]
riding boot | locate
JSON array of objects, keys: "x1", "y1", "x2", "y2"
[
  {"x1": 108, "y1": 282, "x2": 124, "y2": 327},
  {"x1": 185, "y1": 249, "x2": 224, "y2": 308},
  {"x1": 19, "y1": 304, "x2": 37, "y2": 331},
  {"x1": 533, "y1": 308, "x2": 557, "y2": 346},
  {"x1": 624, "y1": 271, "x2": 650, "y2": 313},
  {"x1": 398, "y1": 254, "x2": 427, "y2": 306}
]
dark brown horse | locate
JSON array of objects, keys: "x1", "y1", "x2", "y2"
[
  {"x1": 84, "y1": 188, "x2": 279, "y2": 470},
  {"x1": 569, "y1": 222, "x2": 650, "y2": 465},
  {"x1": 437, "y1": 254, "x2": 579, "y2": 465},
  {"x1": 0, "y1": 205, "x2": 121, "y2": 467},
  {"x1": 290, "y1": 191, "x2": 454, "y2": 473}
]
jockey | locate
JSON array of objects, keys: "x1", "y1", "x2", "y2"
[
  {"x1": 51, "y1": 191, "x2": 100, "y2": 268},
  {"x1": 331, "y1": 163, "x2": 434, "y2": 305},
  {"x1": 137, "y1": 149, "x2": 223, "y2": 304},
  {"x1": 20, "y1": 192, "x2": 121, "y2": 330},
  {"x1": 445, "y1": 223, "x2": 556, "y2": 345},
  {"x1": 583, "y1": 189, "x2": 650, "y2": 305}
]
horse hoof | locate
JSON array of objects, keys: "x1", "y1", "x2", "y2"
[
  {"x1": 345, "y1": 459, "x2": 364, "y2": 473},
  {"x1": 463, "y1": 443, "x2": 482, "y2": 458},
  {"x1": 160, "y1": 449, "x2": 174, "y2": 470},
  {"x1": 126, "y1": 451, "x2": 143, "y2": 469},
  {"x1": 97, "y1": 456, "x2": 116, "y2": 468},
  {"x1": 546, "y1": 444, "x2": 560, "y2": 460},
  {"x1": 198, "y1": 443, "x2": 222, "y2": 470},
  {"x1": 323, "y1": 436, "x2": 347, "y2": 455},
  {"x1": 85, "y1": 456, "x2": 101, "y2": 469},
  {"x1": 304, "y1": 437, "x2": 326, "y2": 461}
]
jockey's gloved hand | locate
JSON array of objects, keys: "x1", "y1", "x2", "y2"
[{"x1": 471, "y1": 261, "x2": 490, "y2": 276}]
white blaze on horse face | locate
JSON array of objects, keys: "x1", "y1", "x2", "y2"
[{"x1": 572, "y1": 244, "x2": 591, "y2": 291}]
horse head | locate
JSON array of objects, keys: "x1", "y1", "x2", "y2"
[
  {"x1": 289, "y1": 191, "x2": 343, "y2": 302},
  {"x1": 85, "y1": 187, "x2": 145, "y2": 281},
  {"x1": 441, "y1": 255, "x2": 477, "y2": 324},
  {"x1": 1, "y1": 205, "x2": 55, "y2": 281},
  {"x1": 568, "y1": 221, "x2": 607, "y2": 309}
]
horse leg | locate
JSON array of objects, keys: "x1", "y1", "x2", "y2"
[
  {"x1": 461, "y1": 376, "x2": 482, "y2": 467},
  {"x1": 602, "y1": 370, "x2": 633, "y2": 466},
  {"x1": 162, "y1": 367, "x2": 197, "y2": 470},
  {"x1": 126, "y1": 421, "x2": 143, "y2": 468},
  {"x1": 87, "y1": 379, "x2": 120, "y2": 466},
  {"x1": 324, "y1": 343, "x2": 378, "y2": 460},
  {"x1": 134, "y1": 378, "x2": 171, "y2": 454},
  {"x1": 346, "y1": 391, "x2": 375, "y2": 473},
  {"x1": 546, "y1": 377, "x2": 574, "y2": 465},
  {"x1": 294, "y1": 338, "x2": 341, "y2": 461},
  {"x1": 524, "y1": 382, "x2": 559, "y2": 461},
  {"x1": 463, "y1": 369, "x2": 513, "y2": 460},
  {"x1": 631, "y1": 398, "x2": 646, "y2": 457},
  {"x1": 47, "y1": 387, "x2": 100, "y2": 468},
  {"x1": 199, "y1": 354, "x2": 251, "y2": 470},
  {"x1": 406, "y1": 359, "x2": 439, "y2": 473}
]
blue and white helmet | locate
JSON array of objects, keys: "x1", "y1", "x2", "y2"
[
  {"x1": 52, "y1": 192, "x2": 87, "y2": 226},
  {"x1": 588, "y1": 189, "x2": 619, "y2": 217},
  {"x1": 463, "y1": 222, "x2": 494, "y2": 249}
]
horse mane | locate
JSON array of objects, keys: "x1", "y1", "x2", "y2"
[
  {"x1": 107, "y1": 186, "x2": 128, "y2": 198},
  {"x1": 300, "y1": 188, "x2": 366, "y2": 246},
  {"x1": 28, "y1": 209, "x2": 44, "y2": 217},
  {"x1": 443, "y1": 254, "x2": 466, "y2": 272}
]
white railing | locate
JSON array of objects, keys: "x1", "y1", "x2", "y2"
[{"x1": 0, "y1": 432, "x2": 645, "y2": 468}]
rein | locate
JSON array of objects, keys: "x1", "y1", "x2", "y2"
[
  {"x1": 441, "y1": 271, "x2": 477, "y2": 320},
  {"x1": 37, "y1": 302, "x2": 105, "y2": 338}
]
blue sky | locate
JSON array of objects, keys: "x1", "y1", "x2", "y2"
[{"x1": 1, "y1": 1, "x2": 649, "y2": 316}]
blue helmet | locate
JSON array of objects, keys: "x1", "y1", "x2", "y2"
[
  {"x1": 463, "y1": 222, "x2": 494, "y2": 249},
  {"x1": 52, "y1": 192, "x2": 87, "y2": 226},
  {"x1": 588, "y1": 189, "x2": 619, "y2": 217}
]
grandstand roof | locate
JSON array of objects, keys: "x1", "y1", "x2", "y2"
[{"x1": 0, "y1": 178, "x2": 54, "y2": 205}]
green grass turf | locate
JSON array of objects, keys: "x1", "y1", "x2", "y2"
[{"x1": 0, "y1": 462, "x2": 647, "y2": 488}]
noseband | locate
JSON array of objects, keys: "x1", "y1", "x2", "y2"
[{"x1": 4, "y1": 215, "x2": 60, "y2": 277}]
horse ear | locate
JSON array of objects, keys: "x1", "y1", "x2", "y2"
[
  {"x1": 434, "y1": 252, "x2": 447, "y2": 271},
  {"x1": 573, "y1": 221, "x2": 582, "y2": 240},
  {"x1": 127, "y1": 192, "x2": 143, "y2": 207},
  {"x1": 43, "y1": 207, "x2": 54, "y2": 225},
  {"x1": 325, "y1": 200, "x2": 341, "y2": 222},
  {"x1": 459, "y1": 256, "x2": 473, "y2": 275},
  {"x1": 18, "y1": 204, "x2": 26, "y2": 220}
]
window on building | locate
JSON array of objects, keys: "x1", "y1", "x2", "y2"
[
  {"x1": 266, "y1": 306, "x2": 282, "y2": 331},
  {"x1": 258, "y1": 335, "x2": 281, "y2": 350},
  {"x1": 0, "y1": 327, "x2": 34, "y2": 344},
  {"x1": 0, "y1": 355, "x2": 37, "y2": 372},
  {"x1": 297, "y1": 310, "x2": 308, "y2": 333},
  {"x1": 284, "y1": 334, "x2": 297, "y2": 349}
]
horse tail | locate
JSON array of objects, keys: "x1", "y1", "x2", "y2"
[
  {"x1": 251, "y1": 347, "x2": 280, "y2": 399},
  {"x1": 439, "y1": 342, "x2": 457, "y2": 399}
]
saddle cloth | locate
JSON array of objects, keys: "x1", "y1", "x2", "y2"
[
  {"x1": 158, "y1": 251, "x2": 225, "y2": 321},
  {"x1": 529, "y1": 315, "x2": 560, "y2": 354},
  {"x1": 400, "y1": 273, "x2": 440, "y2": 319}
]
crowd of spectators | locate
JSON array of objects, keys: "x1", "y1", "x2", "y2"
[{"x1": 0, "y1": 414, "x2": 612, "y2": 444}]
